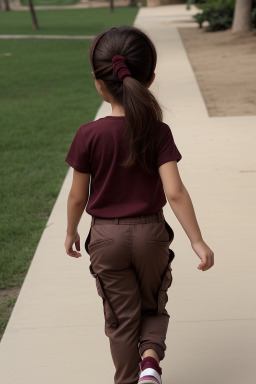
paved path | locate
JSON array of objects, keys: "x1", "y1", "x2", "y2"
[
  {"x1": 8, "y1": 0, "x2": 130, "y2": 11},
  {"x1": 1, "y1": 4, "x2": 256, "y2": 384}
]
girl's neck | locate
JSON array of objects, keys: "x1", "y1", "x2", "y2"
[{"x1": 108, "y1": 103, "x2": 125, "y2": 117}]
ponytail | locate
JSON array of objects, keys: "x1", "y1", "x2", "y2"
[
  {"x1": 90, "y1": 25, "x2": 163, "y2": 176},
  {"x1": 121, "y1": 76, "x2": 162, "y2": 176}
]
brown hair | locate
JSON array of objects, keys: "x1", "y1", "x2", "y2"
[{"x1": 89, "y1": 25, "x2": 163, "y2": 176}]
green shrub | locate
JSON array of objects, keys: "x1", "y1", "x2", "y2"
[
  {"x1": 204, "y1": 7, "x2": 234, "y2": 30},
  {"x1": 193, "y1": 12, "x2": 207, "y2": 28},
  {"x1": 196, "y1": 0, "x2": 235, "y2": 11},
  {"x1": 193, "y1": 0, "x2": 235, "y2": 31}
]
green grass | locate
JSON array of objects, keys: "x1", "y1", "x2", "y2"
[
  {"x1": 0, "y1": 7, "x2": 139, "y2": 35},
  {"x1": 21, "y1": 0, "x2": 79, "y2": 5},
  {"x1": 0, "y1": 7, "x2": 138, "y2": 340},
  {"x1": 0, "y1": 38, "x2": 99, "y2": 288}
]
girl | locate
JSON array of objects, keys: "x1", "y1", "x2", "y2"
[{"x1": 64, "y1": 25, "x2": 214, "y2": 384}]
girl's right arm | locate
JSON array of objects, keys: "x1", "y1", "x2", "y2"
[{"x1": 158, "y1": 161, "x2": 214, "y2": 271}]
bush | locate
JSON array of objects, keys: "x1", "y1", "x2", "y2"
[
  {"x1": 193, "y1": 0, "x2": 235, "y2": 31},
  {"x1": 196, "y1": 0, "x2": 235, "y2": 11},
  {"x1": 204, "y1": 8, "x2": 234, "y2": 31},
  {"x1": 193, "y1": 12, "x2": 207, "y2": 28}
]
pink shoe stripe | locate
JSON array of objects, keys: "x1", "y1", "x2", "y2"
[{"x1": 138, "y1": 375, "x2": 160, "y2": 384}]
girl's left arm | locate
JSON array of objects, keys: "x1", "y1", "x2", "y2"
[{"x1": 65, "y1": 170, "x2": 90, "y2": 258}]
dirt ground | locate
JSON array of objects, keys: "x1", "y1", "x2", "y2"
[
  {"x1": 0, "y1": 287, "x2": 20, "y2": 300},
  {"x1": 178, "y1": 27, "x2": 256, "y2": 117},
  {"x1": 0, "y1": 287, "x2": 21, "y2": 340}
]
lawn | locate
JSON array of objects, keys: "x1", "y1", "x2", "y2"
[
  {"x1": 0, "y1": 7, "x2": 139, "y2": 340},
  {"x1": 0, "y1": 7, "x2": 139, "y2": 35}
]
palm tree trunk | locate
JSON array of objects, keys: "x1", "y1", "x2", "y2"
[{"x1": 232, "y1": 0, "x2": 253, "y2": 33}]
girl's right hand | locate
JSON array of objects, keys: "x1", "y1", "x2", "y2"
[
  {"x1": 65, "y1": 231, "x2": 81, "y2": 258},
  {"x1": 191, "y1": 239, "x2": 214, "y2": 271}
]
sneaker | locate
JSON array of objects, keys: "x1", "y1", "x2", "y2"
[{"x1": 138, "y1": 356, "x2": 162, "y2": 384}]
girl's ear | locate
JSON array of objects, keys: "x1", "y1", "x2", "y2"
[
  {"x1": 96, "y1": 79, "x2": 104, "y2": 90},
  {"x1": 94, "y1": 78, "x2": 112, "y2": 103},
  {"x1": 147, "y1": 72, "x2": 156, "y2": 88}
]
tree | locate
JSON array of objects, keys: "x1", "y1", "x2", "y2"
[
  {"x1": 232, "y1": 0, "x2": 253, "y2": 34},
  {"x1": 4, "y1": 0, "x2": 10, "y2": 11},
  {"x1": 110, "y1": 0, "x2": 114, "y2": 12},
  {"x1": 28, "y1": 0, "x2": 39, "y2": 30}
]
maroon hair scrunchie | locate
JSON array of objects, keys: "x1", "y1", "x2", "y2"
[{"x1": 112, "y1": 55, "x2": 132, "y2": 82}]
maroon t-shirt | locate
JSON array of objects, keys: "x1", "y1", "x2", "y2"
[{"x1": 65, "y1": 115, "x2": 182, "y2": 218}]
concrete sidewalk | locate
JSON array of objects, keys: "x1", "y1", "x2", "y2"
[
  {"x1": 1, "y1": 4, "x2": 256, "y2": 384},
  {"x1": 8, "y1": 0, "x2": 130, "y2": 11}
]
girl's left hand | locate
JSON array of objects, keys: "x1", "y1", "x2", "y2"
[{"x1": 65, "y1": 231, "x2": 82, "y2": 258}]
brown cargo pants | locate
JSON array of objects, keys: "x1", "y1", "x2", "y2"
[{"x1": 84, "y1": 208, "x2": 175, "y2": 384}]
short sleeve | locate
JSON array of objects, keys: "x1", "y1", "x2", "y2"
[
  {"x1": 65, "y1": 127, "x2": 91, "y2": 173},
  {"x1": 157, "y1": 123, "x2": 182, "y2": 168}
]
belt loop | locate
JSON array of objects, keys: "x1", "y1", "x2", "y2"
[
  {"x1": 92, "y1": 216, "x2": 96, "y2": 227},
  {"x1": 114, "y1": 217, "x2": 119, "y2": 224}
]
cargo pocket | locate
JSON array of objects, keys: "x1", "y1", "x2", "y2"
[
  {"x1": 89, "y1": 264, "x2": 119, "y2": 329},
  {"x1": 157, "y1": 248, "x2": 175, "y2": 314}
]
